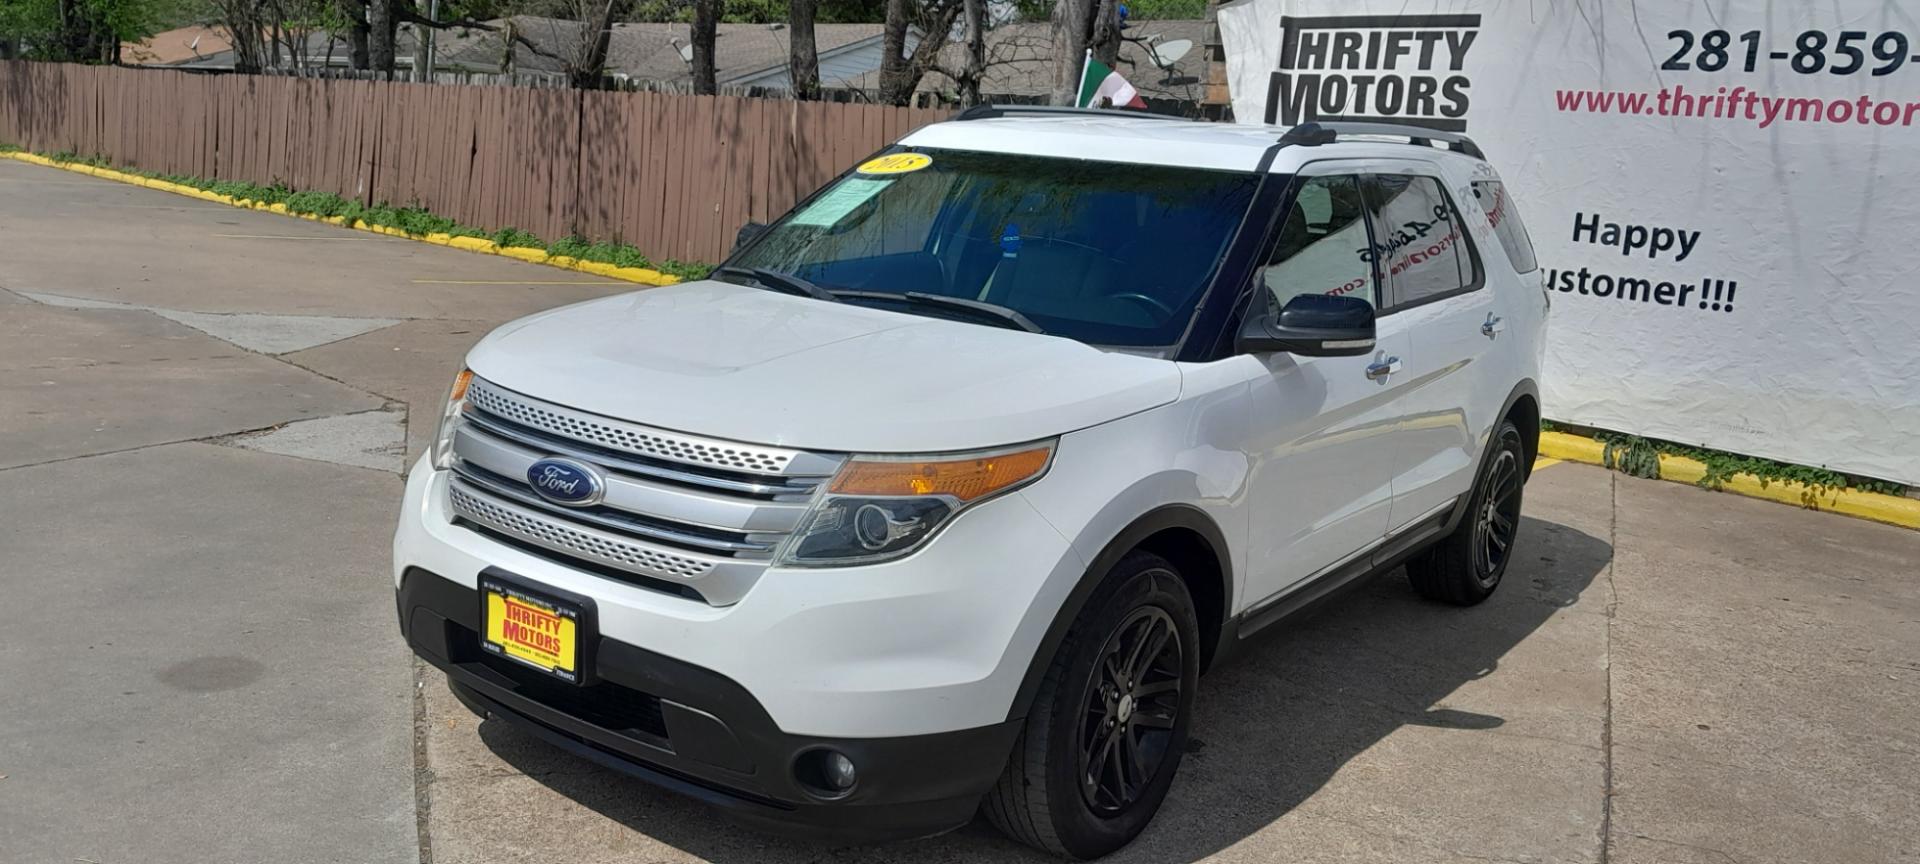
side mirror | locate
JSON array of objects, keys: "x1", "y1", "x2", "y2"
[
  {"x1": 734, "y1": 221, "x2": 768, "y2": 254},
  {"x1": 1237, "y1": 293, "x2": 1376, "y2": 357}
]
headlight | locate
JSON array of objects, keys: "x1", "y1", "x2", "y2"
[
  {"x1": 776, "y1": 442, "x2": 1055, "y2": 566},
  {"x1": 429, "y1": 368, "x2": 474, "y2": 470}
]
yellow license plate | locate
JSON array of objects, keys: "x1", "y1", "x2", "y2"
[{"x1": 482, "y1": 583, "x2": 580, "y2": 683}]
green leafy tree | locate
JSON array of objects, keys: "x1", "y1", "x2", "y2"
[{"x1": 0, "y1": 0, "x2": 186, "y2": 63}]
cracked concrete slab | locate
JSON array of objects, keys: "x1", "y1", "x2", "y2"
[
  {"x1": 21, "y1": 291, "x2": 401, "y2": 354},
  {"x1": 223, "y1": 408, "x2": 409, "y2": 473},
  {"x1": 0, "y1": 305, "x2": 384, "y2": 469},
  {"x1": 0, "y1": 442, "x2": 415, "y2": 863},
  {"x1": 284, "y1": 318, "x2": 499, "y2": 463}
]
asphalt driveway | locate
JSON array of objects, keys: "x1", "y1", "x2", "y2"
[{"x1": 2, "y1": 157, "x2": 1915, "y2": 864}]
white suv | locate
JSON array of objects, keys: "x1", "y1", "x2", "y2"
[{"x1": 394, "y1": 107, "x2": 1547, "y2": 859}]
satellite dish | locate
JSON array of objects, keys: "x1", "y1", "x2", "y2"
[
  {"x1": 1151, "y1": 38, "x2": 1193, "y2": 69},
  {"x1": 671, "y1": 38, "x2": 694, "y2": 65}
]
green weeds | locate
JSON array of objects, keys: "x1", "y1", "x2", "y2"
[{"x1": 1587, "y1": 428, "x2": 1905, "y2": 496}]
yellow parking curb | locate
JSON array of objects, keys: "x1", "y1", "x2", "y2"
[
  {"x1": 0, "y1": 150, "x2": 680, "y2": 287},
  {"x1": 1539, "y1": 431, "x2": 1920, "y2": 530}
]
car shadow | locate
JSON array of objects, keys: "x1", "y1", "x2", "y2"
[{"x1": 472, "y1": 514, "x2": 1611, "y2": 863}]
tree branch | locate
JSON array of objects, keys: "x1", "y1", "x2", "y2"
[{"x1": 387, "y1": 9, "x2": 565, "y2": 62}]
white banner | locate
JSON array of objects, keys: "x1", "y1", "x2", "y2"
[{"x1": 1219, "y1": 0, "x2": 1920, "y2": 485}]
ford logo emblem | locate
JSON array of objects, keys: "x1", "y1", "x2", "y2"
[{"x1": 526, "y1": 457, "x2": 605, "y2": 507}]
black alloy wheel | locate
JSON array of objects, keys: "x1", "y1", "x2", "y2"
[
  {"x1": 1406, "y1": 417, "x2": 1528, "y2": 606},
  {"x1": 1471, "y1": 426, "x2": 1526, "y2": 585},
  {"x1": 984, "y1": 550, "x2": 1200, "y2": 859},
  {"x1": 1078, "y1": 606, "x2": 1183, "y2": 815}
]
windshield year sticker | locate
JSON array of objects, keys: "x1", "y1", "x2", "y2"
[
  {"x1": 856, "y1": 153, "x2": 932, "y2": 175},
  {"x1": 789, "y1": 177, "x2": 893, "y2": 227}
]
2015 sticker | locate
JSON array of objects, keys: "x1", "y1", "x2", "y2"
[{"x1": 856, "y1": 153, "x2": 932, "y2": 175}]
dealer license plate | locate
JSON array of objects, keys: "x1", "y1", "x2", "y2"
[{"x1": 480, "y1": 576, "x2": 584, "y2": 684}]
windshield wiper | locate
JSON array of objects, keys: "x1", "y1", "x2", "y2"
[
  {"x1": 715, "y1": 266, "x2": 840, "y2": 302},
  {"x1": 837, "y1": 290, "x2": 1044, "y2": 334}
]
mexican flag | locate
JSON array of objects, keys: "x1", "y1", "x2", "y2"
[{"x1": 1077, "y1": 51, "x2": 1147, "y2": 109}]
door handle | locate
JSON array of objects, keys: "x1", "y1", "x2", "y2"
[
  {"x1": 1481, "y1": 313, "x2": 1506, "y2": 338},
  {"x1": 1365, "y1": 357, "x2": 1402, "y2": 381}
]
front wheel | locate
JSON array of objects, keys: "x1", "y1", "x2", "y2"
[
  {"x1": 983, "y1": 551, "x2": 1200, "y2": 859},
  {"x1": 1406, "y1": 418, "x2": 1527, "y2": 606}
]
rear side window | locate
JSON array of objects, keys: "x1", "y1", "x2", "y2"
[
  {"x1": 1471, "y1": 180, "x2": 1539, "y2": 273},
  {"x1": 1370, "y1": 174, "x2": 1476, "y2": 307}
]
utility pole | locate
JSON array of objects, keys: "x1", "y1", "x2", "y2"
[{"x1": 422, "y1": 0, "x2": 439, "y2": 81}]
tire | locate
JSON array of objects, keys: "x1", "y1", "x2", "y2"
[
  {"x1": 983, "y1": 551, "x2": 1201, "y2": 859},
  {"x1": 1406, "y1": 418, "x2": 1527, "y2": 606}
]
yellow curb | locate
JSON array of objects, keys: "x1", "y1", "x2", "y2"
[
  {"x1": 1539, "y1": 430, "x2": 1920, "y2": 530},
  {"x1": 0, "y1": 150, "x2": 681, "y2": 287}
]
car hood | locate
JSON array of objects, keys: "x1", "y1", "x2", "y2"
[{"x1": 465, "y1": 281, "x2": 1183, "y2": 454}]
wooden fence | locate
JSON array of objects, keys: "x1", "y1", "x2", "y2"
[{"x1": 0, "y1": 61, "x2": 951, "y2": 264}]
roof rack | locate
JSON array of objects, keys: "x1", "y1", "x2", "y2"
[
  {"x1": 952, "y1": 104, "x2": 1192, "y2": 123},
  {"x1": 1276, "y1": 120, "x2": 1484, "y2": 160}
]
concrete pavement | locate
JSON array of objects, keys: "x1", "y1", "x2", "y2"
[
  {"x1": 2, "y1": 157, "x2": 1916, "y2": 863},
  {"x1": 0, "y1": 157, "x2": 630, "y2": 863}
]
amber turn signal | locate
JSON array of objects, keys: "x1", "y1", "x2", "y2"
[
  {"x1": 829, "y1": 446, "x2": 1053, "y2": 503},
  {"x1": 448, "y1": 368, "x2": 474, "y2": 402}
]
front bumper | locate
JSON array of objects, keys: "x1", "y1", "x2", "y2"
[
  {"x1": 394, "y1": 453, "x2": 1088, "y2": 838},
  {"x1": 394, "y1": 456, "x2": 1084, "y2": 737},
  {"x1": 400, "y1": 567, "x2": 1021, "y2": 840}
]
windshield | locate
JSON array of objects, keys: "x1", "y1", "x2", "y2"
[{"x1": 727, "y1": 148, "x2": 1262, "y2": 347}]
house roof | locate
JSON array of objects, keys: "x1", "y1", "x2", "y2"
[
  {"x1": 122, "y1": 25, "x2": 235, "y2": 66},
  {"x1": 432, "y1": 17, "x2": 887, "y2": 84},
  {"x1": 844, "y1": 19, "x2": 1209, "y2": 102}
]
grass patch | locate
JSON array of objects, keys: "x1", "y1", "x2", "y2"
[{"x1": 15, "y1": 146, "x2": 712, "y2": 282}]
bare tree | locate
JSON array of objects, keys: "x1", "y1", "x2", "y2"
[
  {"x1": 931, "y1": 21, "x2": 1051, "y2": 106},
  {"x1": 952, "y1": 0, "x2": 983, "y2": 104},
  {"x1": 379, "y1": 5, "x2": 567, "y2": 81},
  {"x1": 567, "y1": 0, "x2": 633, "y2": 88},
  {"x1": 690, "y1": 0, "x2": 719, "y2": 94},
  {"x1": 788, "y1": 0, "x2": 819, "y2": 100},
  {"x1": 878, "y1": 0, "x2": 961, "y2": 106},
  {"x1": 368, "y1": 0, "x2": 395, "y2": 72},
  {"x1": 1047, "y1": 0, "x2": 1121, "y2": 104},
  {"x1": 208, "y1": 0, "x2": 272, "y2": 72},
  {"x1": 341, "y1": 0, "x2": 371, "y2": 69}
]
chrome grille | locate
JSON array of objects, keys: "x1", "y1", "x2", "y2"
[
  {"x1": 465, "y1": 378, "x2": 835, "y2": 476},
  {"x1": 450, "y1": 483, "x2": 715, "y2": 579},
  {"x1": 446, "y1": 376, "x2": 843, "y2": 606}
]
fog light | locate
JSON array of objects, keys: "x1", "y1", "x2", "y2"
[
  {"x1": 825, "y1": 751, "x2": 857, "y2": 791},
  {"x1": 795, "y1": 748, "x2": 858, "y2": 798}
]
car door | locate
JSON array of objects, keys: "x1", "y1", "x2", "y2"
[
  {"x1": 1367, "y1": 169, "x2": 1502, "y2": 533},
  {"x1": 1237, "y1": 166, "x2": 1419, "y2": 607}
]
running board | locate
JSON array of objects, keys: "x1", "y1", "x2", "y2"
[{"x1": 1232, "y1": 496, "x2": 1463, "y2": 641}]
